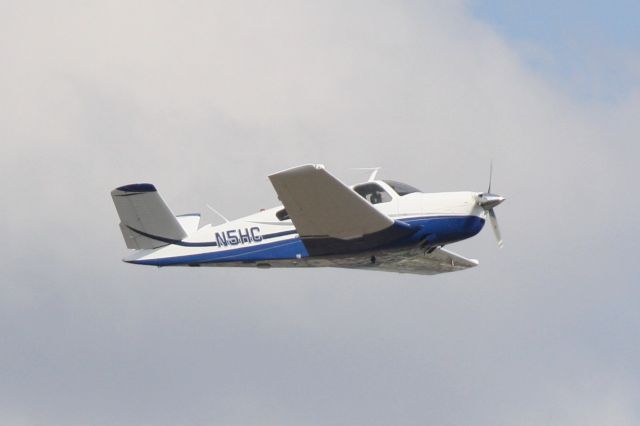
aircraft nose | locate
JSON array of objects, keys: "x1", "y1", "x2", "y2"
[
  {"x1": 475, "y1": 193, "x2": 506, "y2": 248},
  {"x1": 476, "y1": 193, "x2": 505, "y2": 209}
]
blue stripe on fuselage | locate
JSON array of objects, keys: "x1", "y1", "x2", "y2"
[
  {"x1": 127, "y1": 238, "x2": 309, "y2": 266},
  {"x1": 127, "y1": 215, "x2": 484, "y2": 266},
  {"x1": 398, "y1": 215, "x2": 485, "y2": 246}
]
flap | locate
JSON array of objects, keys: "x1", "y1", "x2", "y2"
[
  {"x1": 268, "y1": 164, "x2": 394, "y2": 239},
  {"x1": 337, "y1": 247, "x2": 479, "y2": 275}
]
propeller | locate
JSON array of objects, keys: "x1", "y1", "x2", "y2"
[
  {"x1": 475, "y1": 162, "x2": 505, "y2": 248},
  {"x1": 487, "y1": 208, "x2": 503, "y2": 248}
]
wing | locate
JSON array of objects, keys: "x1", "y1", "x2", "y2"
[
  {"x1": 339, "y1": 247, "x2": 479, "y2": 275},
  {"x1": 268, "y1": 164, "x2": 394, "y2": 239}
]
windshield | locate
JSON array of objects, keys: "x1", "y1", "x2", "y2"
[{"x1": 383, "y1": 180, "x2": 421, "y2": 196}]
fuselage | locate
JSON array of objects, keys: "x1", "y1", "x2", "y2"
[{"x1": 124, "y1": 180, "x2": 485, "y2": 267}]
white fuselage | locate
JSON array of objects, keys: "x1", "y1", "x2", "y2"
[{"x1": 124, "y1": 181, "x2": 485, "y2": 267}]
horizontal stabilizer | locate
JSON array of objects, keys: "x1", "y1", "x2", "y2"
[
  {"x1": 111, "y1": 183, "x2": 187, "y2": 249},
  {"x1": 176, "y1": 214, "x2": 201, "y2": 235}
]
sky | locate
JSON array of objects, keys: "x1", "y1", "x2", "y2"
[
  {"x1": 467, "y1": 0, "x2": 640, "y2": 101},
  {"x1": 1, "y1": 1, "x2": 639, "y2": 425}
]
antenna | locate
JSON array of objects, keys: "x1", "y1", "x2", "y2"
[
  {"x1": 206, "y1": 204, "x2": 230, "y2": 223},
  {"x1": 353, "y1": 167, "x2": 382, "y2": 182}
]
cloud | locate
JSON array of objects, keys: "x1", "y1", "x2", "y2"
[{"x1": 1, "y1": 1, "x2": 638, "y2": 425}]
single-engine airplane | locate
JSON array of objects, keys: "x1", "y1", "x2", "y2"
[{"x1": 111, "y1": 164, "x2": 505, "y2": 275}]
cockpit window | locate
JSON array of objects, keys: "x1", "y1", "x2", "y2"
[
  {"x1": 353, "y1": 183, "x2": 392, "y2": 204},
  {"x1": 383, "y1": 180, "x2": 421, "y2": 196},
  {"x1": 276, "y1": 208, "x2": 290, "y2": 221}
]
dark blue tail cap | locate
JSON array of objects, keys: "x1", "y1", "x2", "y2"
[{"x1": 116, "y1": 183, "x2": 157, "y2": 193}]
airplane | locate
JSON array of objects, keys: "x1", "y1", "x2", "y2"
[{"x1": 111, "y1": 164, "x2": 505, "y2": 275}]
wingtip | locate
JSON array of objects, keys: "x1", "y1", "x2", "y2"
[
  {"x1": 268, "y1": 163, "x2": 325, "y2": 179},
  {"x1": 113, "y1": 183, "x2": 157, "y2": 193}
]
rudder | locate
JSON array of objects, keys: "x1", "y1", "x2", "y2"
[{"x1": 111, "y1": 183, "x2": 187, "y2": 249}]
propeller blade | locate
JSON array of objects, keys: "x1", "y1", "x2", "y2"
[
  {"x1": 487, "y1": 208, "x2": 503, "y2": 248},
  {"x1": 487, "y1": 160, "x2": 493, "y2": 194}
]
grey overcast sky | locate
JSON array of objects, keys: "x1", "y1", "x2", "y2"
[{"x1": 1, "y1": 1, "x2": 639, "y2": 425}]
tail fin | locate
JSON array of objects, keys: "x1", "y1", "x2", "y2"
[{"x1": 111, "y1": 183, "x2": 187, "y2": 249}]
